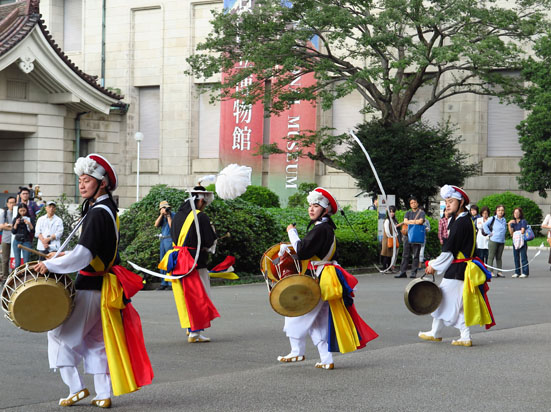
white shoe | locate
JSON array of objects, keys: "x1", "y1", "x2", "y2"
[
  {"x1": 519, "y1": 274, "x2": 528, "y2": 278},
  {"x1": 512, "y1": 274, "x2": 519, "y2": 278},
  {"x1": 277, "y1": 354, "x2": 305, "y2": 362},
  {"x1": 188, "y1": 333, "x2": 211, "y2": 343}
]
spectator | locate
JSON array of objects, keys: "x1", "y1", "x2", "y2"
[
  {"x1": 18, "y1": 187, "x2": 40, "y2": 220},
  {"x1": 155, "y1": 200, "x2": 175, "y2": 290},
  {"x1": 469, "y1": 204, "x2": 480, "y2": 225},
  {"x1": 508, "y1": 207, "x2": 529, "y2": 278},
  {"x1": 419, "y1": 216, "x2": 431, "y2": 268},
  {"x1": 541, "y1": 213, "x2": 551, "y2": 271},
  {"x1": 438, "y1": 209, "x2": 451, "y2": 246},
  {"x1": 395, "y1": 197, "x2": 425, "y2": 279},
  {"x1": 34, "y1": 201, "x2": 63, "y2": 260},
  {"x1": 367, "y1": 195, "x2": 378, "y2": 211},
  {"x1": 11, "y1": 203, "x2": 34, "y2": 265},
  {"x1": 475, "y1": 206, "x2": 490, "y2": 264},
  {"x1": 0, "y1": 196, "x2": 16, "y2": 282},
  {"x1": 380, "y1": 205, "x2": 401, "y2": 272},
  {"x1": 484, "y1": 204, "x2": 507, "y2": 278}
]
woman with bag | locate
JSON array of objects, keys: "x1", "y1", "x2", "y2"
[
  {"x1": 508, "y1": 207, "x2": 529, "y2": 278},
  {"x1": 541, "y1": 213, "x2": 551, "y2": 271},
  {"x1": 381, "y1": 206, "x2": 401, "y2": 272}
]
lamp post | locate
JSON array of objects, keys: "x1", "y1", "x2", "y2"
[{"x1": 133, "y1": 131, "x2": 144, "y2": 202}]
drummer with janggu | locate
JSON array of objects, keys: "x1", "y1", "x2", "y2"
[
  {"x1": 276, "y1": 187, "x2": 378, "y2": 369},
  {"x1": 34, "y1": 154, "x2": 153, "y2": 408}
]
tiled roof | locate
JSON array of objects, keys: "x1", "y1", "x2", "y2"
[{"x1": 0, "y1": 0, "x2": 124, "y2": 101}]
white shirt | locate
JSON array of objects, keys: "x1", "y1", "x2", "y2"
[
  {"x1": 543, "y1": 214, "x2": 551, "y2": 238},
  {"x1": 476, "y1": 217, "x2": 490, "y2": 249},
  {"x1": 35, "y1": 214, "x2": 63, "y2": 251}
]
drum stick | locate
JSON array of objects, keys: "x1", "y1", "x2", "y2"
[
  {"x1": 17, "y1": 244, "x2": 48, "y2": 258},
  {"x1": 219, "y1": 232, "x2": 231, "y2": 240}
]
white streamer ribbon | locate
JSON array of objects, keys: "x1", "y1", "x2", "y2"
[
  {"x1": 485, "y1": 243, "x2": 545, "y2": 273},
  {"x1": 348, "y1": 130, "x2": 398, "y2": 273}
]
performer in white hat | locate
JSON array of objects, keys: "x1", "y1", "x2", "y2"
[
  {"x1": 278, "y1": 187, "x2": 378, "y2": 369},
  {"x1": 34, "y1": 154, "x2": 153, "y2": 408},
  {"x1": 419, "y1": 184, "x2": 495, "y2": 347},
  {"x1": 158, "y1": 185, "x2": 220, "y2": 343}
]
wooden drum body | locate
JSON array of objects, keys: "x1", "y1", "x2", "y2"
[
  {"x1": 1, "y1": 262, "x2": 75, "y2": 332},
  {"x1": 260, "y1": 243, "x2": 320, "y2": 317}
]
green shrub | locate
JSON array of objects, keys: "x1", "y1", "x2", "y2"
[
  {"x1": 476, "y1": 191, "x2": 543, "y2": 235},
  {"x1": 206, "y1": 198, "x2": 283, "y2": 273},
  {"x1": 287, "y1": 182, "x2": 318, "y2": 208},
  {"x1": 238, "y1": 185, "x2": 280, "y2": 208},
  {"x1": 119, "y1": 185, "x2": 188, "y2": 254}
]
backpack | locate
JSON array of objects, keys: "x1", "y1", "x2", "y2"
[{"x1": 480, "y1": 216, "x2": 495, "y2": 237}]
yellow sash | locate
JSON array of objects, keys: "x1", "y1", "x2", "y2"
[
  {"x1": 319, "y1": 265, "x2": 360, "y2": 353},
  {"x1": 101, "y1": 273, "x2": 139, "y2": 396}
]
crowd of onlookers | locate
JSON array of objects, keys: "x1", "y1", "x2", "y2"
[
  {"x1": 381, "y1": 197, "x2": 551, "y2": 279},
  {"x1": 0, "y1": 187, "x2": 63, "y2": 284}
]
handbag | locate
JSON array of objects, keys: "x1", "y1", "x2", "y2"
[
  {"x1": 408, "y1": 224, "x2": 426, "y2": 244},
  {"x1": 480, "y1": 216, "x2": 495, "y2": 237},
  {"x1": 524, "y1": 225, "x2": 535, "y2": 241},
  {"x1": 387, "y1": 236, "x2": 399, "y2": 249}
]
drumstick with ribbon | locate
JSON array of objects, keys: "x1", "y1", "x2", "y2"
[{"x1": 17, "y1": 244, "x2": 49, "y2": 258}]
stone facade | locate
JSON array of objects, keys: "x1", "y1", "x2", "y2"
[{"x1": 31, "y1": 0, "x2": 551, "y2": 216}]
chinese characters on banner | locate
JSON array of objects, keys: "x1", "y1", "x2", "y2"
[{"x1": 219, "y1": 63, "x2": 264, "y2": 185}]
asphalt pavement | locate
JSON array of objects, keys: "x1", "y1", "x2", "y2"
[{"x1": 1, "y1": 248, "x2": 550, "y2": 411}]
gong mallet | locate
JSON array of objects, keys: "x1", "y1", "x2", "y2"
[{"x1": 17, "y1": 244, "x2": 48, "y2": 258}]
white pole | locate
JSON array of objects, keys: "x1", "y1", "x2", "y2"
[{"x1": 136, "y1": 140, "x2": 140, "y2": 202}]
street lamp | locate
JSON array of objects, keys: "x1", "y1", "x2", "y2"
[{"x1": 133, "y1": 131, "x2": 144, "y2": 202}]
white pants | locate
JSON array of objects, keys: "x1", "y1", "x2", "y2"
[
  {"x1": 283, "y1": 300, "x2": 333, "y2": 364},
  {"x1": 429, "y1": 278, "x2": 471, "y2": 340},
  {"x1": 48, "y1": 290, "x2": 111, "y2": 399},
  {"x1": 198, "y1": 268, "x2": 211, "y2": 298}
]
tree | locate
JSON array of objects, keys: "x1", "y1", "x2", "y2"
[
  {"x1": 517, "y1": 35, "x2": 551, "y2": 197},
  {"x1": 187, "y1": 0, "x2": 550, "y2": 126},
  {"x1": 339, "y1": 120, "x2": 479, "y2": 209}
]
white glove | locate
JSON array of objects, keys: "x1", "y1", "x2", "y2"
[{"x1": 278, "y1": 244, "x2": 290, "y2": 257}]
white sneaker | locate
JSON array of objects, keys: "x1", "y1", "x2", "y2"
[
  {"x1": 519, "y1": 274, "x2": 528, "y2": 278},
  {"x1": 512, "y1": 274, "x2": 519, "y2": 278}
]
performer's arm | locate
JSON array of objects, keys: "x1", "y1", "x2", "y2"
[
  {"x1": 427, "y1": 252, "x2": 454, "y2": 275},
  {"x1": 287, "y1": 225, "x2": 300, "y2": 252},
  {"x1": 42, "y1": 245, "x2": 93, "y2": 274}
]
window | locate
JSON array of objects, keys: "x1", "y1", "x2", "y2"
[
  {"x1": 138, "y1": 86, "x2": 160, "y2": 159},
  {"x1": 198, "y1": 92, "x2": 220, "y2": 158},
  {"x1": 63, "y1": 0, "x2": 82, "y2": 52},
  {"x1": 487, "y1": 97, "x2": 524, "y2": 157}
]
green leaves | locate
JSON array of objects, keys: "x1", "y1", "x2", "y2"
[
  {"x1": 517, "y1": 34, "x2": 551, "y2": 197},
  {"x1": 187, "y1": 0, "x2": 550, "y2": 124}
]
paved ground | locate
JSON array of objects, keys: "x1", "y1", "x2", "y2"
[{"x1": 1, "y1": 249, "x2": 550, "y2": 411}]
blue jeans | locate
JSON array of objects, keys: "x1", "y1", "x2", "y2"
[
  {"x1": 159, "y1": 238, "x2": 173, "y2": 287},
  {"x1": 513, "y1": 244, "x2": 529, "y2": 276},
  {"x1": 475, "y1": 248, "x2": 489, "y2": 264},
  {"x1": 12, "y1": 239, "x2": 31, "y2": 265}
]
